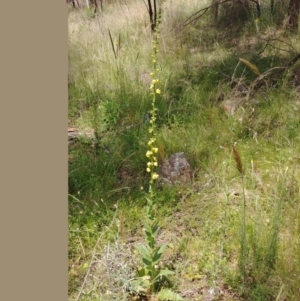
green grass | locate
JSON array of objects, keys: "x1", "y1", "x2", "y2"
[{"x1": 68, "y1": 0, "x2": 300, "y2": 300}]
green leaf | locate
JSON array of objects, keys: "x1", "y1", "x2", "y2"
[
  {"x1": 137, "y1": 267, "x2": 147, "y2": 277},
  {"x1": 136, "y1": 244, "x2": 151, "y2": 261},
  {"x1": 152, "y1": 253, "x2": 163, "y2": 265},
  {"x1": 130, "y1": 276, "x2": 151, "y2": 294},
  {"x1": 153, "y1": 269, "x2": 175, "y2": 282},
  {"x1": 157, "y1": 288, "x2": 184, "y2": 301},
  {"x1": 144, "y1": 220, "x2": 159, "y2": 235},
  {"x1": 153, "y1": 244, "x2": 167, "y2": 262},
  {"x1": 152, "y1": 222, "x2": 159, "y2": 234},
  {"x1": 151, "y1": 244, "x2": 168, "y2": 266},
  {"x1": 145, "y1": 197, "x2": 152, "y2": 203},
  {"x1": 148, "y1": 239, "x2": 155, "y2": 249},
  {"x1": 142, "y1": 257, "x2": 152, "y2": 266},
  {"x1": 158, "y1": 269, "x2": 175, "y2": 276},
  {"x1": 144, "y1": 222, "x2": 152, "y2": 233}
]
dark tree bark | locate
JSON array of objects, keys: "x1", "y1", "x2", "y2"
[
  {"x1": 67, "y1": 0, "x2": 79, "y2": 9},
  {"x1": 212, "y1": 0, "x2": 219, "y2": 23},
  {"x1": 252, "y1": 0, "x2": 261, "y2": 17},
  {"x1": 288, "y1": 0, "x2": 300, "y2": 32},
  {"x1": 145, "y1": 0, "x2": 158, "y2": 32},
  {"x1": 270, "y1": 0, "x2": 275, "y2": 13},
  {"x1": 93, "y1": 0, "x2": 98, "y2": 13}
]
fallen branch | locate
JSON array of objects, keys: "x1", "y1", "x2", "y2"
[{"x1": 175, "y1": 0, "x2": 231, "y2": 31}]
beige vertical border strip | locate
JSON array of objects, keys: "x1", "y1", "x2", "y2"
[{"x1": 0, "y1": 1, "x2": 68, "y2": 301}]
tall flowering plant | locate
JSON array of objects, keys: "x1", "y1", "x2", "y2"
[
  {"x1": 145, "y1": 22, "x2": 160, "y2": 220},
  {"x1": 135, "y1": 17, "x2": 174, "y2": 295}
]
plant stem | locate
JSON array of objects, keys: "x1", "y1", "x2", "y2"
[{"x1": 241, "y1": 173, "x2": 246, "y2": 293}]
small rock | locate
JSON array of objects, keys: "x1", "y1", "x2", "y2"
[{"x1": 159, "y1": 152, "x2": 191, "y2": 185}]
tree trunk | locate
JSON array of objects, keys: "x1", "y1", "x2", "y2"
[
  {"x1": 93, "y1": 0, "x2": 99, "y2": 13},
  {"x1": 270, "y1": 0, "x2": 274, "y2": 13},
  {"x1": 67, "y1": 0, "x2": 77, "y2": 8},
  {"x1": 288, "y1": 0, "x2": 300, "y2": 32},
  {"x1": 147, "y1": 0, "x2": 157, "y2": 32},
  {"x1": 212, "y1": 0, "x2": 219, "y2": 24}
]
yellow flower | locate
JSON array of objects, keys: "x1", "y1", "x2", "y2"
[
  {"x1": 148, "y1": 138, "x2": 155, "y2": 145},
  {"x1": 152, "y1": 173, "x2": 159, "y2": 180},
  {"x1": 153, "y1": 162, "x2": 158, "y2": 166},
  {"x1": 156, "y1": 89, "x2": 161, "y2": 94},
  {"x1": 153, "y1": 148, "x2": 158, "y2": 153},
  {"x1": 146, "y1": 151, "x2": 152, "y2": 157},
  {"x1": 146, "y1": 168, "x2": 151, "y2": 172}
]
